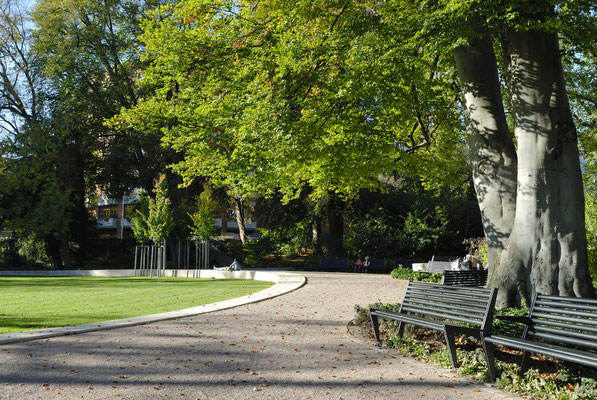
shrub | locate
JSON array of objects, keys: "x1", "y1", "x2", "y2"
[{"x1": 390, "y1": 267, "x2": 442, "y2": 283}]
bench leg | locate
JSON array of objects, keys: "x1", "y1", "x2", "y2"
[
  {"x1": 369, "y1": 309, "x2": 381, "y2": 342},
  {"x1": 444, "y1": 326, "x2": 458, "y2": 368},
  {"x1": 481, "y1": 337, "x2": 497, "y2": 382},
  {"x1": 397, "y1": 321, "x2": 406, "y2": 339},
  {"x1": 519, "y1": 351, "x2": 532, "y2": 376}
]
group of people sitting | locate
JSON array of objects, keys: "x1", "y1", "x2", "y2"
[
  {"x1": 354, "y1": 256, "x2": 371, "y2": 273},
  {"x1": 453, "y1": 254, "x2": 485, "y2": 271}
]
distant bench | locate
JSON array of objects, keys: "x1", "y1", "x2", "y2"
[
  {"x1": 319, "y1": 258, "x2": 349, "y2": 272},
  {"x1": 442, "y1": 269, "x2": 488, "y2": 287},
  {"x1": 367, "y1": 258, "x2": 385, "y2": 273},
  {"x1": 483, "y1": 293, "x2": 597, "y2": 381},
  {"x1": 370, "y1": 281, "x2": 497, "y2": 368},
  {"x1": 426, "y1": 256, "x2": 457, "y2": 273}
]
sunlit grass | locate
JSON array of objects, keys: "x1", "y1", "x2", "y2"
[{"x1": 0, "y1": 276, "x2": 273, "y2": 333}]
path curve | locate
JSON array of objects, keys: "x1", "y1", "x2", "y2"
[
  {"x1": 0, "y1": 272, "x2": 521, "y2": 399},
  {"x1": 0, "y1": 270, "x2": 305, "y2": 345}
]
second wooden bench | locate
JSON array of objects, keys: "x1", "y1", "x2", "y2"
[{"x1": 369, "y1": 281, "x2": 497, "y2": 367}]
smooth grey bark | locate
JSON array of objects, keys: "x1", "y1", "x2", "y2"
[
  {"x1": 454, "y1": 29, "x2": 593, "y2": 307},
  {"x1": 496, "y1": 29, "x2": 594, "y2": 306},
  {"x1": 453, "y1": 35, "x2": 518, "y2": 276}
]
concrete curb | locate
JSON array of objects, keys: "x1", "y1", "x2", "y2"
[{"x1": 0, "y1": 269, "x2": 306, "y2": 345}]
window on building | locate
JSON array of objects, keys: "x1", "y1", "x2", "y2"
[{"x1": 98, "y1": 205, "x2": 118, "y2": 220}]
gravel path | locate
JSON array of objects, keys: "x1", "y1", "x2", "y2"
[{"x1": 0, "y1": 272, "x2": 520, "y2": 399}]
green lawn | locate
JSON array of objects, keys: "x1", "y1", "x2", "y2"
[{"x1": 0, "y1": 276, "x2": 273, "y2": 333}]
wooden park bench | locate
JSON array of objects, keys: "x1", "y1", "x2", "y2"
[
  {"x1": 319, "y1": 258, "x2": 349, "y2": 272},
  {"x1": 370, "y1": 281, "x2": 497, "y2": 368},
  {"x1": 442, "y1": 269, "x2": 488, "y2": 287},
  {"x1": 482, "y1": 293, "x2": 597, "y2": 381}
]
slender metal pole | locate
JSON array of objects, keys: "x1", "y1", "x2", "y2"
[
  {"x1": 142, "y1": 246, "x2": 147, "y2": 276},
  {"x1": 140, "y1": 246, "x2": 144, "y2": 276},
  {"x1": 194, "y1": 238, "x2": 198, "y2": 277},
  {"x1": 151, "y1": 245, "x2": 155, "y2": 277},
  {"x1": 186, "y1": 240, "x2": 189, "y2": 278},
  {"x1": 163, "y1": 239, "x2": 167, "y2": 277},
  {"x1": 134, "y1": 246, "x2": 138, "y2": 276},
  {"x1": 205, "y1": 239, "x2": 210, "y2": 269}
]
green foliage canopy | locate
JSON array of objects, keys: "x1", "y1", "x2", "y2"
[
  {"x1": 188, "y1": 185, "x2": 217, "y2": 239},
  {"x1": 112, "y1": 0, "x2": 468, "y2": 201},
  {"x1": 130, "y1": 190, "x2": 151, "y2": 243}
]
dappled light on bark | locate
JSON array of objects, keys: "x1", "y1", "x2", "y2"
[{"x1": 455, "y1": 25, "x2": 593, "y2": 307}]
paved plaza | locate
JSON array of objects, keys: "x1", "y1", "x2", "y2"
[{"x1": 0, "y1": 272, "x2": 521, "y2": 399}]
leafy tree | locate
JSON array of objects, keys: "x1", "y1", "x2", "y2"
[
  {"x1": 146, "y1": 174, "x2": 174, "y2": 244},
  {"x1": 344, "y1": 177, "x2": 482, "y2": 259},
  {"x1": 0, "y1": 0, "x2": 74, "y2": 267},
  {"x1": 31, "y1": 0, "x2": 177, "y2": 197},
  {"x1": 117, "y1": 0, "x2": 594, "y2": 306},
  {"x1": 188, "y1": 185, "x2": 217, "y2": 239},
  {"x1": 130, "y1": 191, "x2": 150, "y2": 243}
]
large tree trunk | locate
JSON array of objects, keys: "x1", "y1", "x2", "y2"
[
  {"x1": 324, "y1": 196, "x2": 344, "y2": 257},
  {"x1": 453, "y1": 33, "x2": 518, "y2": 275},
  {"x1": 44, "y1": 235, "x2": 62, "y2": 268},
  {"x1": 454, "y1": 28, "x2": 593, "y2": 307},
  {"x1": 495, "y1": 29, "x2": 594, "y2": 307},
  {"x1": 312, "y1": 216, "x2": 323, "y2": 256}
]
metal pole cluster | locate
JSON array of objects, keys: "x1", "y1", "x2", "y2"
[
  {"x1": 134, "y1": 242, "x2": 166, "y2": 277},
  {"x1": 134, "y1": 239, "x2": 209, "y2": 277}
]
